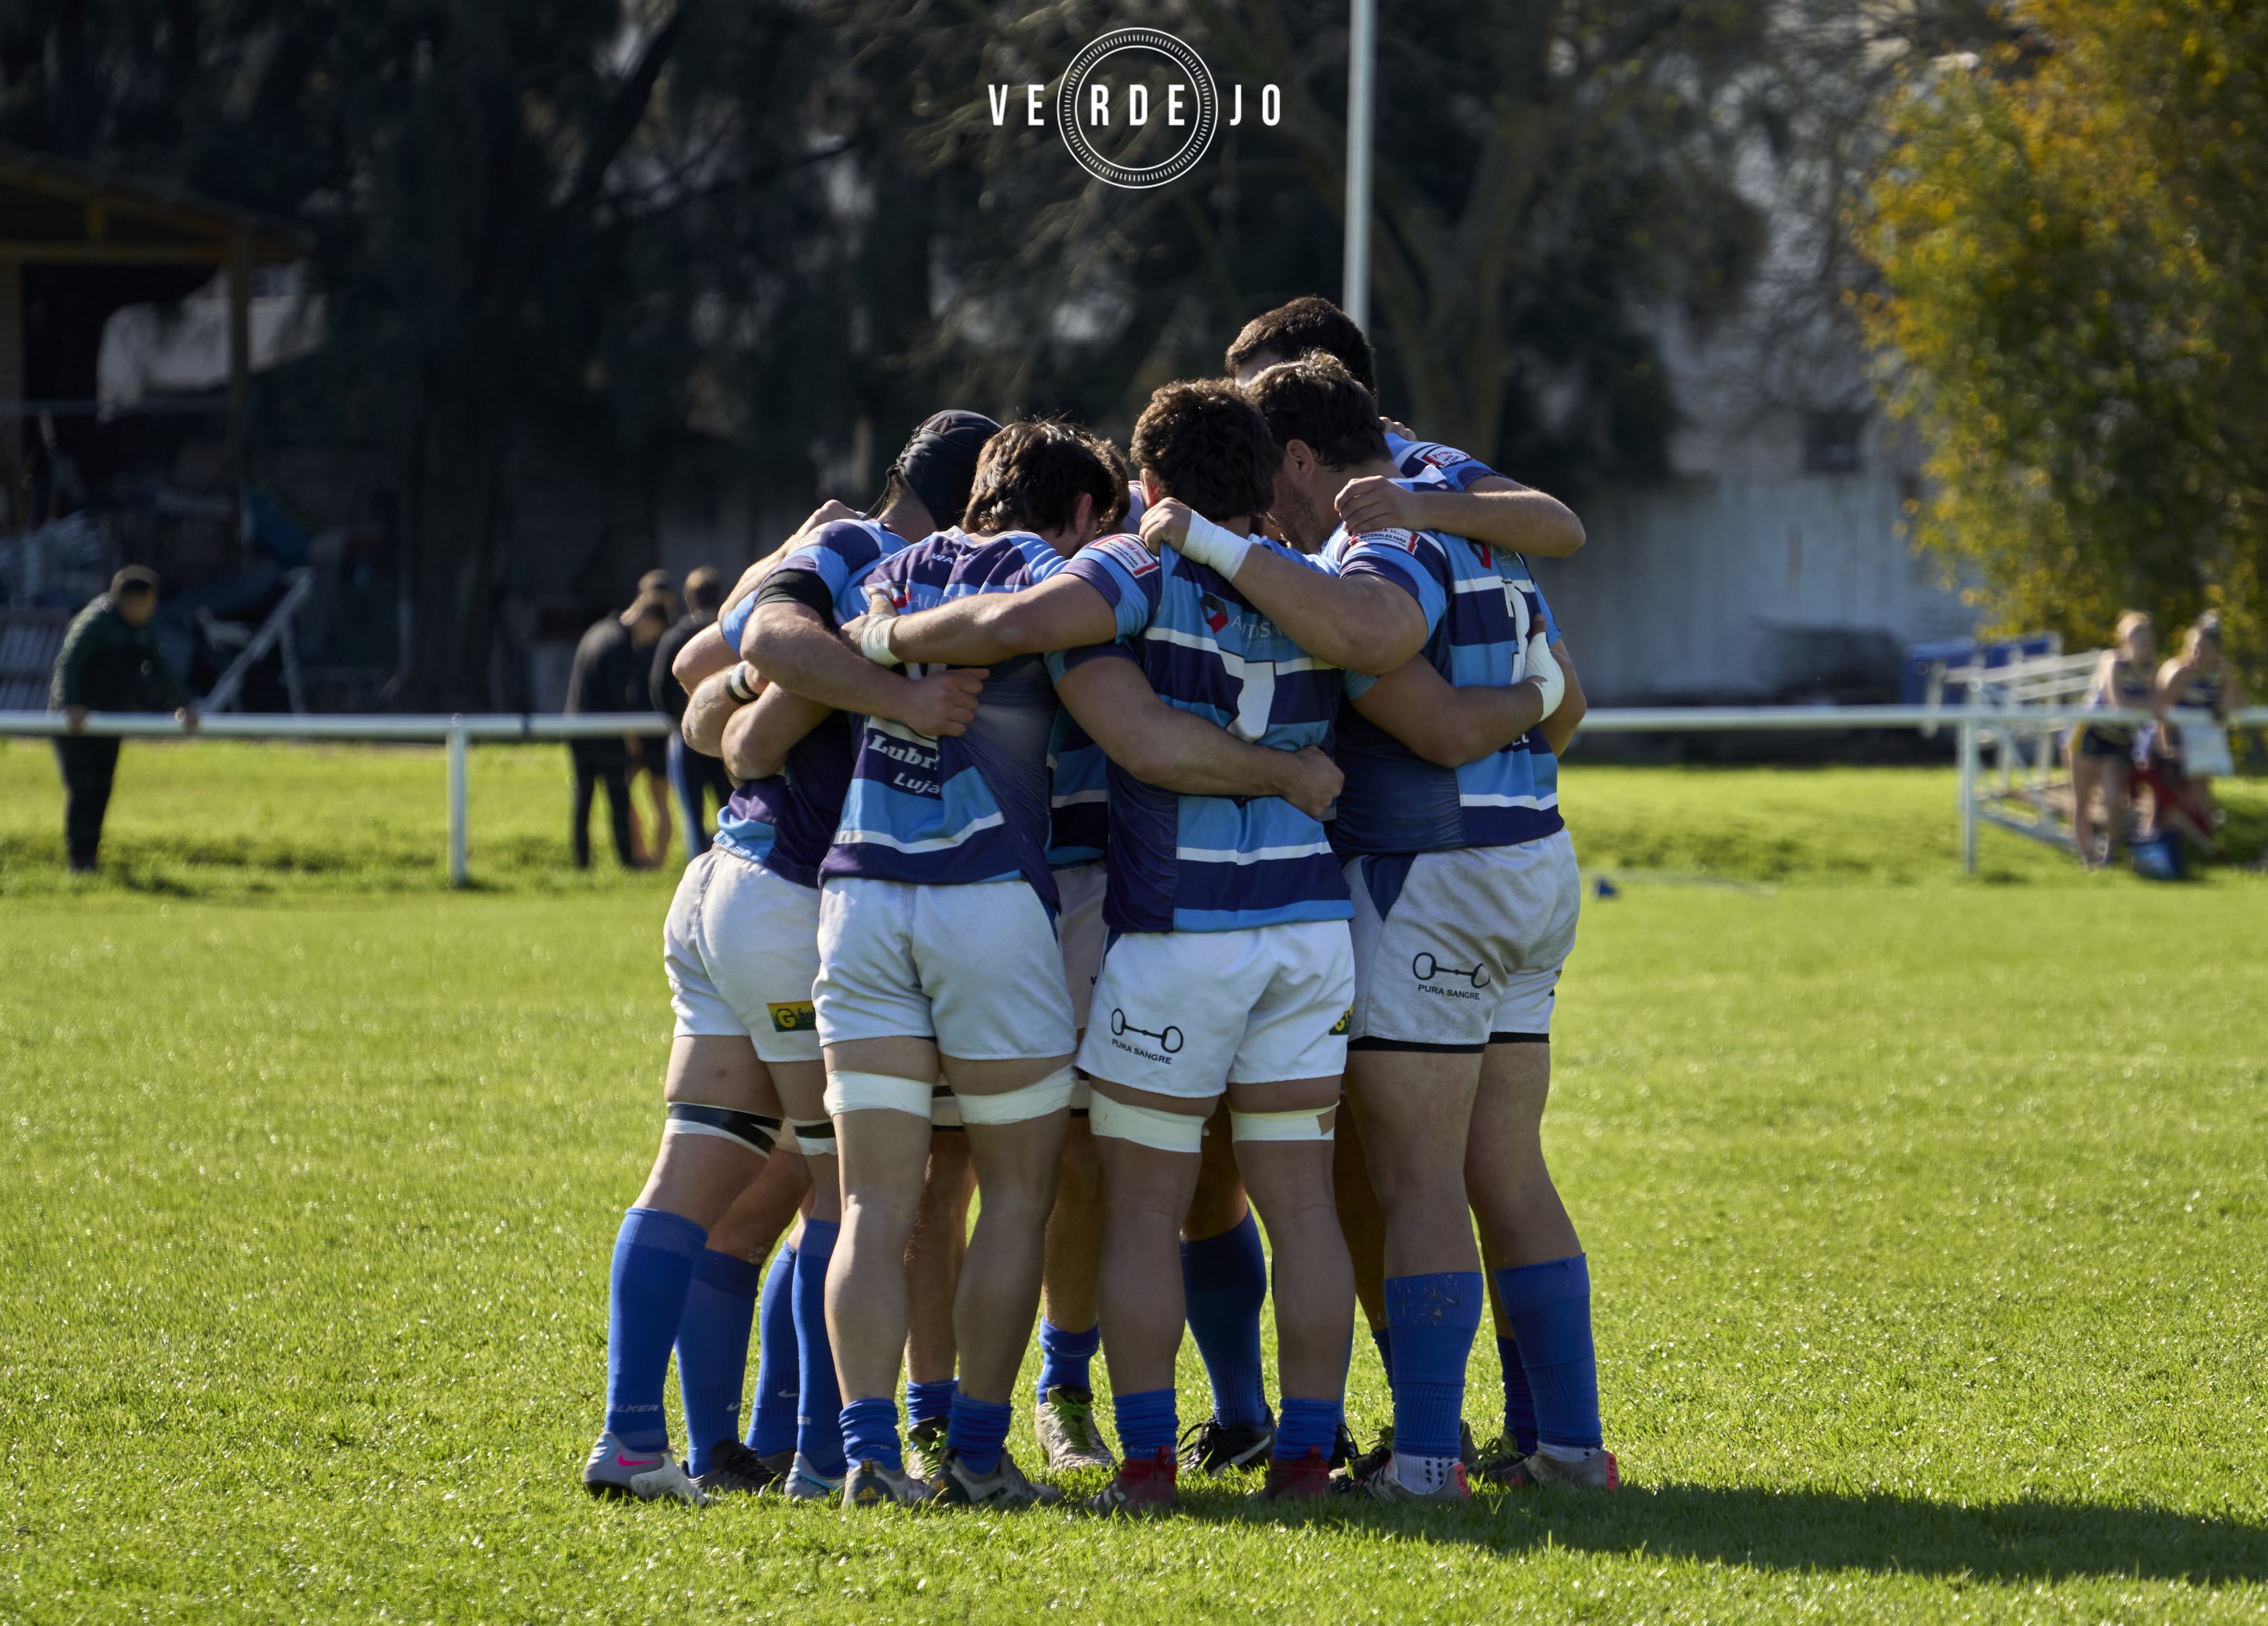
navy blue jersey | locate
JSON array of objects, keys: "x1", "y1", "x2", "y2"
[
  {"x1": 822, "y1": 528, "x2": 1068, "y2": 909},
  {"x1": 1326, "y1": 493, "x2": 1565, "y2": 855},
  {"x1": 1053, "y1": 534, "x2": 1350, "y2": 935},
  {"x1": 1384, "y1": 431, "x2": 1496, "y2": 492},
  {"x1": 712, "y1": 519, "x2": 911, "y2": 886}
]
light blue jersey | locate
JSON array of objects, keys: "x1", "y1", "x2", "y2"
[
  {"x1": 821, "y1": 528, "x2": 1069, "y2": 909},
  {"x1": 1053, "y1": 533, "x2": 1350, "y2": 935},
  {"x1": 1326, "y1": 490, "x2": 1565, "y2": 854},
  {"x1": 712, "y1": 519, "x2": 911, "y2": 885},
  {"x1": 1383, "y1": 431, "x2": 1497, "y2": 492}
]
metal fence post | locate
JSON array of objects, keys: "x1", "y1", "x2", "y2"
[
  {"x1": 1957, "y1": 716, "x2": 1978, "y2": 875},
  {"x1": 447, "y1": 722, "x2": 469, "y2": 888}
]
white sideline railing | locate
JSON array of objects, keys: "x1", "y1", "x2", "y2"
[{"x1": 4, "y1": 705, "x2": 2261, "y2": 883}]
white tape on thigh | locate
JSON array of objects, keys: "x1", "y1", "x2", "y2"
[
  {"x1": 1088, "y1": 1091, "x2": 1207, "y2": 1153},
  {"x1": 788, "y1": 1117, "x2": 835, "y2": 1157},
  {"x1": 955, "y1": 1066, "x2": 1077, "y2": 1127},
  {"x1": 1230, "y1": 1105, "x2": 1336, "y2": 1143},
  {"x1": 823, "y1": 1070, "x2": 933, "y2": 1118}
]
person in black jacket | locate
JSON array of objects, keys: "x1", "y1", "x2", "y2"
[
  {"x1": 651, "y1": 566, "x2": 734, "y2": 861},
  {"x1": 49, "y1": 567, "x2": 199, "y2": 872},
  {"x1": 566, "y1": 591, "x2": 671, "y2": 868}
]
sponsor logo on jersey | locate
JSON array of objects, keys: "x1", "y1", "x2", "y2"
[
  {"x1": 769, "y1": 1000, "x2": 817, "y2": 1033},
  {"x1": 1330, "y1": 1008, "x2": 1351, "y2": 1036},
  {"x1": 1092, "y1": 534, "x2": 1158, "y2": 578},
  {"x1": 1199, "y1": 592, "x2": 1232, "y2": 634}
]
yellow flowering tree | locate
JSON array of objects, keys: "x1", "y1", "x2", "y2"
[{"x1": 1858, "y1": 0, "x2": 2267, "y2": 671}]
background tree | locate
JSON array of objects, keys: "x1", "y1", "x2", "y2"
[{"x1": 1858, "y1": 0, "x2": 2268, "y2": 672}]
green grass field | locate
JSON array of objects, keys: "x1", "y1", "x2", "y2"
[{"x1": 3, "y1": 741, "x2": 2266, "y2": 1622}]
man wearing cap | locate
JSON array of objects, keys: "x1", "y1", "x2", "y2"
[{"x1": 49, "y1": 565, "x2": 199, "y2": 873}]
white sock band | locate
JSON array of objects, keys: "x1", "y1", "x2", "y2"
[
  {"x1": 954, "y1": 1066, "x2": 1078, "y2": 1126},
  {"x1": 822, "y1": 1070, "x2": 932, "y2": 1118},
  {"x1": 788, "y1": 1116, "x2": 836, "y2": 1157},
  {"x1": 1229, "y1": 1105, "x2": 1336, "y2": 1143},
  {"x1": 1177, "y1": 512, "x2": 1254, "y2": 582},
  {"x1": 1088, "y1": 1091, "x2": 1207, "y2": 1153}
]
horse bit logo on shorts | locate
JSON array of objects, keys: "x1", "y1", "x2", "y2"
[
  {"x1": 768, "y1": 1000, "x2": 817, "y2": 1033},
  {"x1": 1109, "y1": 1007, "x2": 1184, "y2": 1057},
  {"x1": 1412, "y1": 952, "x2": 1490, "y2": 994}
]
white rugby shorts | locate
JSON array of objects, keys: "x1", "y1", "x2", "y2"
[
  {"x1": 663, "y1": 847, "x2": 823, "y2": 1064},
  {"x1": 1055, "y1": 861, "x2": 1107, "y2": 1036},
  {"x1": 815, "y1": 876, "x2": 1077, "y2": 1062},
  {"x1": 1077, "y1": 920, "x2": 1354, "y2": 1102},
  {"x1": 1344, "y1": 831, "x2": 1580, "y2": 1049}
]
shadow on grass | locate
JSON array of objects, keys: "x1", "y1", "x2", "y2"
[{"x1": 1201, "y1": 1481, "x2": 2268, "y2": 1583}]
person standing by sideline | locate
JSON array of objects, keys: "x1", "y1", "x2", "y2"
[
  {"x1": 2068, "y1": 611, "x2": 2159, "y2": 869},
  {"x1": 652, "y1": 567, "x2": 735, "y2": 861},
  {"x1": 49, "y1": 566, "x2": 199, "y2": 873},
  {"x1": 567, "y1": 591, "x2": 672, "y2": 869}
]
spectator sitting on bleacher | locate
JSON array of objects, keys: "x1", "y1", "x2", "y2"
[
  {"x1": 2069, "y1": 610, "x2": 2160, "y2": 870},
  {"x1": 49, "y1": 566, "x2": 200, "y2": 873}
]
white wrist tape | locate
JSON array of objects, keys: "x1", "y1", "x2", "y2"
[
  {"x1": 1230, "y1": 1105, "x2": 1337, "y2": 1143},
  {"x1": 955, "y1": 1066, "x2": 1079, "y2": 1126},
  {"x1": 1177, "y1": 513, "x2": 1255, "y2": 582},
  {"x1": 1524, "y1": 632, "x2": 1565, "y2": 720},
  {"x1": 787, "y1": 1116, "x2": 836, "y2": 1158},
  {"x1": 822, "y1": 1070, "x2": 931, "y2": 1118},
  {"x1": 857, "y1": 615, "x2": 901, "y2": 668},
  {"x1": 1088, "y1": 1091, "x2": 1207, "y2": 1153}
]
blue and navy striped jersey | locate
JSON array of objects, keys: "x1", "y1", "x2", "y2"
[
  {"x1": 711, "y1": 519, "x2": 914, "y2": 887},
  {"x1": 1047, "y1": 708, "x2": 1109, "y2": 868},
  {"x1": 1052, "y1": 533, "x2": 1351, "y2": 936},
  {"x1": 1325, "y1": 488, "x2": 1565, "y2": 855},
  {"x1": 822, "y1": 528, "x2": 1068, "y2": 908},
  {"x1": 1384, "y1": 431, "x2": 1496, "y2": 492}
]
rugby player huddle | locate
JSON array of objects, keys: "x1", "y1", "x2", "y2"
[{"x1": 582, "y1": 297, "x2": 1613, "y2": 1513}]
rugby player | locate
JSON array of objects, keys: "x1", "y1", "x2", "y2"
[
  {"x1": 1140, "y1": 352, "x2": 1611, "y2": 1497},
  {"x1": 580, "y1": 417, "x2": 997, "y2": 1505},
  {"x1": 857, "y1": 381, "x2": 1359, "y2": 1509}
]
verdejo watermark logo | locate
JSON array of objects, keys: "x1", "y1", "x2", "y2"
[{"x1": 985, "y1": 28, "x2": 1280, "y2": 191}]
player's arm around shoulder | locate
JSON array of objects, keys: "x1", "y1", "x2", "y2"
[
  {"x1": 722, "y1": 683, "x2": 833, "y2": 782},
  {"x1": 1053, "y1": 654, "x2": 1342, "y2": 820},
  {"x1": 863, "y1": 571, "x2": 1120, "y2": 667},
  {"x1": 743, "y1": 570, "x2": 985, "y2": 740},
  {"x1": 1539, "y1": 640, "x2": 1586, "y2": 756},
  {"x1": 682, "y1": 663, "x2": 762, "y2": 756}
]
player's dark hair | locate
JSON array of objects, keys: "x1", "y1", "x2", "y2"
[
  {"x1": 683, "y1": 566, "x2": 725, "y2": 616},
  {"x1": 1244, "y1": 352, "x2": 1392, "y2": 470},
  {"x1": 109, "y1": 565, "x2": 159, "y2": 601},
  {"x1": 1079, "y1": 427, "x2": 1131, "y2": 531},
  {"x1": 628, "y1": 591, "x2": 674, "y2": 628},
  {"x1": 1225, "y1": 296, "x2": 1377, "y2": 394},
  {"x1": 1131, "y1": 380, "x2": 1280, "y2": 523},
  {"x1": 961, "y1": 419, "x2": 1119, "y2": 536}
]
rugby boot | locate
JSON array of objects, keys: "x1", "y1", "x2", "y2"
[
  {"x1": 1089, "y1": 1445, "x2": 1176, "y2": 1516},
  {"x1": 582, "y1": 1432, "x2": 705, "y2": 1505},
  {"x1": 693, "y1": 1438, "x2": 791, "y2": 1497},
  {"x1": 1341, "y1": 1420, "x2": 1478, "y2": 1486},
  {"x1": 905, "y1": 1418, "x2": 949, "y2": 1483},
  {"x1": 931, "y1": 1447, "x2": 1062, "y2": 1509},
  {"x1": 1491, "y1": 1447, "x2": 1620, "y2": 1491},
  {"x1": 1179, "y1": 1410, "x2": 1275, "y2": 1477},
  {"x1": 776, "y1": 1452, "x2": 845, "y2": 1502},
  {"x1": 1036, "y1": 1385, "x2": 1115, "y2": 1472},
  {"x1": 1326, "y1": 1419, "x2": 1361, "y2": 1472},
  {"x1": 843, "y1": 1457, "x2": 932, "y2": 1508},
  {"x1": 1250, "y1": 1444, "x2": 1334, "y2": 1503},
  {"x1": 1348, "y1": 1454, "x2": 1470, "y2": 1504}
]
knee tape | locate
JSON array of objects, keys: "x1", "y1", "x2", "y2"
[
  {"x1": 929, "y1": 1084, "x2": 963, "y2": 1131},
  {"x1": 823, "y1": 1070, "x2": 932, "y2": 1119},
  {"x1": 1230, "y1": 1105, "x2": 1336, "y2": 1143},
  {"x1": 788, "y1": 1117, "x2": 837, "y2": 1158},
  {"x1": 955, "y1": 1066, "x2": 1077, "y2": 1127},
  {"x1": 1087, "y1": 1091, "x2": 1207, "y2": 1153},
  {"x1": 665, "y1": 1102, "x2": 781, "y2": 1157}
]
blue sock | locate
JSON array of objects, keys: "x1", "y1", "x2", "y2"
[
  {"x1": 1036, "y1": 1320, "x2": 1100, "y2": 1400},
  {"x1": 604, "y1": 1207, "x2": 708, "y2": 1452},
  {"x1": 746, "y1": 1244, "x2": 799, "y2": 1457},
  {"x1": 1274, "y1": 1396, "x2": 1340, "y2": 1463},
  {"x1": 1384, "y1": 1271, "x2": 1482, "y2": 1462},
  {"x1": 1496, "y1": 1256, "x2": 1601, "y2": 1451},
  {"x1": 841, "y1": 1395, "x2": 902, "y2": 1473},
  {"x1": 906, "y1": 1378, "x2": 957, "y2": 1431},
  {"x1": 1181, "y1": 1210, "x2": 1268, "y2": 1427},
  {"x1": 1498, "y1": 1334, "x2": 1539, "y2": 1456},
  {"x1": 675, "y1": 1248, "x2": 761, "y2": 1477},
  {"x1": 1371, "y1": 1323, "x2": 1393, "y2": 1375},
  {"x1": 792, "y1": 1220, "x2": 847, "y2": 1476},
  {"x1": 1113, "y1": 1387, "x2": 1178, "y2": 1461},
  {"x1": 946, "y1": 1394, "x2": 1013, "y2": 1476}
]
